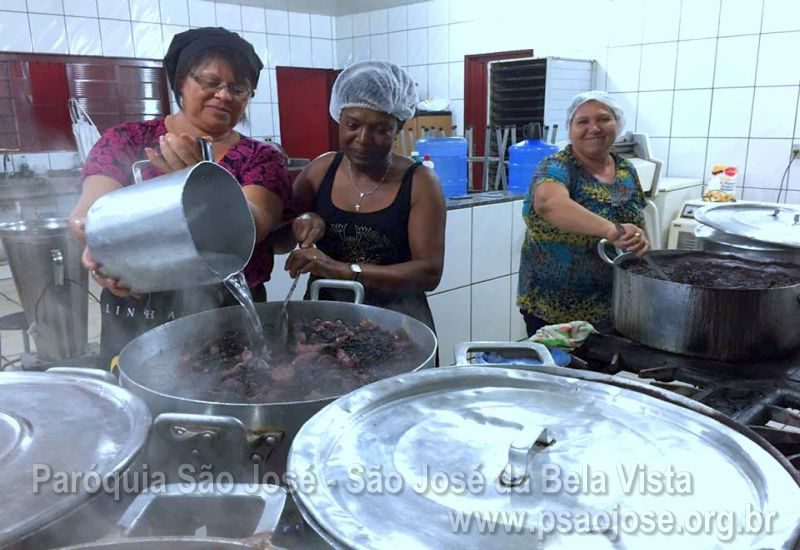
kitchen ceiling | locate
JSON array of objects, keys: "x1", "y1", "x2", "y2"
[{"x1": 226, "y1": 0, "x2": 427, "y2": 16}]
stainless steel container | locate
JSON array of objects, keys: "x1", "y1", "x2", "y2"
[
  {"x1": 0, "y1": 218, "x2": 88, "y2": 360},
  {"x1": 694, "y1": 223, "x2": 800, "y2": 262},
  {"x1": 599, "y1": 248, "x2": 800, "y2": 361},
  {"x1": 117, "y1": 281, "x2": 438, "y2": 482},
  {"x1": 0, "y1": 370, "x2": 151, "y2": 548},
  {"x1": 288, "y1": 357, "x2": 800, "y2": 548},
  {"x1": 85, "y1": 159, "x2": 255, "y2": 293}
]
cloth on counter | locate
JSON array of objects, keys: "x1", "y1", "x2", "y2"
[
  {"x1": 475, "y1": 348, "x2": 571, "y2": 368},
  {"x1": 528, "y1": 320, "x2": 597, "y2": 351}
]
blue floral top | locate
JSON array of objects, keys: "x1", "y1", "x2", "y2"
[{"x1": 516, "y1": 145, "x2": 645, "y2": 325}]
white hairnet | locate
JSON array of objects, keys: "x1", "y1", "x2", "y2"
[
  {"x1": 566, "y1": 90, "x2": 626, "y2": 138},
  {"x1": 329, "y1": 61, "x2": 418, "y2": 122}
]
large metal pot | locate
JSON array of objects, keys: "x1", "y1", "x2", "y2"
[
  {"x1": 287, "y1": 343, "x2": 800, "y2": 548},
  {"x1": 117, "y1": 280, "x2": 437, "y2": 482},
  {"x1": 0, "y1": 370, "x2": 150, "y2": 549},
  {"x1": 598, "y1": 246, "x2": 800, "y2": 361},
  {"x1": 694, "y1": 223, "x2": 800, "y2": 262}
]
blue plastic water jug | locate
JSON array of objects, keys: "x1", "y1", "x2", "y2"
[
  {"x1": 508, "y1": 124, "x2": 558, "y2": 195},
  {"x1": 414, "y1": 137, "x2": 468, "y2": 198}
]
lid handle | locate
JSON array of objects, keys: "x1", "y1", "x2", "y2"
[{"x1": 498, "y1": 426, "x2": 556, "y2": 488}]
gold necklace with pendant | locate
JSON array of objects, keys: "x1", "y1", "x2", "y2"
[{"x1": 347, "y1": 156, "x2": 393, "y2": 211}]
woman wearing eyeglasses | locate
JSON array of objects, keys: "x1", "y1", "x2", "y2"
[{"x1": 69, "y1": 27, "x2": 289, "y2": 369}]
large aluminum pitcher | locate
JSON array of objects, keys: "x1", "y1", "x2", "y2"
[
  {"x1": 0, "y1": 218, "x2": 88, "y2": 360},
  {"x1": 85, "y1": 142, "x2": 255, "y2": 293}
]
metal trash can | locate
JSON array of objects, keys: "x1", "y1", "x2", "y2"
[{"x1": 0, "y1": 218, "x2": 88, "y2": 360}]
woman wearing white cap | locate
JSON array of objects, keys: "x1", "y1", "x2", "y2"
[
  {"x1": 517, "y1": 90, "x2": 650, "y2": 335},
  {"x1": 285, "y1": 61, "x2": 446, "y2": 333}
]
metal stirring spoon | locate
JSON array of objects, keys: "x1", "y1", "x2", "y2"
[
  {"x1": 615, "y1": 223, "x2": 671, "y2": 281},
  {"x1": 278, "y1": 275, "x2": 300, "y2": 345}
]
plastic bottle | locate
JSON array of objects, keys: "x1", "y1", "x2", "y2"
[
  {"x1": 422, "y1": 154, "x2": 435, "y2": 169},
  {"x1": 414, "y1": 137, "x2": 468, "y2": 198},
  {"x1": 508, "y1": 123, "x2": 559, "y2": 194},
  {"x1": 19, "y1": 155, "x2": 30, "y2": 174}
]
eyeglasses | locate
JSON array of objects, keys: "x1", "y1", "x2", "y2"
[{"x1": 189, "y1": 73, "x2": 253, "y2": 100}]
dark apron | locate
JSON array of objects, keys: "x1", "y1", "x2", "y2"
[{"x1": 98, "y1": 283, "x2": 266, "y2": 370}]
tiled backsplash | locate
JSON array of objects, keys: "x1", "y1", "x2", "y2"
[
  {"x1": 0, "y1": 0, "x2": 338, "y2": 148},
  {"x1": 1, "y1": 0, "x2": 799, "y2": 201}
]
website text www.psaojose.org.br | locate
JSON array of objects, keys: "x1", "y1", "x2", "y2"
[{"x1": 448, "y1": 503, "x2": 779, "y2": 543}]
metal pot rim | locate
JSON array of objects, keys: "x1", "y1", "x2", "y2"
[
  {"x1": 118, "y1": 300, "x2": 438, "y2": 407},
  {"x1": 613, "y1": 250, "x2": 800, "y2": 289}
]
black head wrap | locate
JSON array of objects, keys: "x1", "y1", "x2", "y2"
[{"x1": 163, "y1": 27, "x2": 263, "y2": 91}]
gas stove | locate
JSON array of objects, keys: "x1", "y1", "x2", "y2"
[{"x1": 572, "y1": 332, "x2": 800, "y2": 470}]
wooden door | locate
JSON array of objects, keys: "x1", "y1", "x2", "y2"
[
  {"x1": 276, "y1": 67, "x2": 340, "y2": 160},
  {"x1": 464, "y1": 49, "x2": 533, "y2": 190}
]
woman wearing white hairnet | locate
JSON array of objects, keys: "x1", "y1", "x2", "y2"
[
  {"x1": 516, "y1": 91, "x2": 650, "y2": 335},
  {"x1": 285, "y1": 61, "x2": 446, "y2": 332}
]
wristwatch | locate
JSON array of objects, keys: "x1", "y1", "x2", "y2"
[{"x1": 349, "y1": 263, "x2": 362, "y2": 281}]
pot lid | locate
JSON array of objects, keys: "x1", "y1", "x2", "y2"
[
  {"x1": 288, "y1": 366, "x2": 800, "y2": 549},
  {"x1": 694, "y1": 202, "x2": 800, "y2": 248},
  {"x1": 0, "y1": 371, "x2": 151, "y2": 546},
  {"x1": 693, "y1": 223, "x2": 795, "y2": 252}
]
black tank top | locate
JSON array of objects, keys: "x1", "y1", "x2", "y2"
[{"x1": 311, "y1": 152, "x2": 436, "y2": 333}]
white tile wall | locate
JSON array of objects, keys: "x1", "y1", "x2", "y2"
[
  {"x1": 27, "y1": 0, "x2": 63, "y2": 15},
  {"x1": 161, "y1": 1, "x2": 189, "y2": 26},
  {"x1": 66, "y1": 16, "x2": 102, "y2": 56},
  {"x1": 187, "y1": 0, "x2": 213, "y2": 27},
  {"x1": 636, "y1": 91, "x2": 673, "y2": 137},
  {"x1": 0, "y1": 11, "x2": 32, "y2": 52},
  {"x1": 30, "y1": 13, "x2": 68, "y2": 54},
  {"x1": 132, "y1": 21, "x2": 163, "y2": 59},
  {"x1": 265, "y1": 9, "x2": 289, "y2": 35},
  {"x1": 99, "y1": 19, "x2": 133, "y2": 57},
  {"x1": 288, "y1": 12, "x2": 310, "y2": 37},
  {"x1": 369, "y1": 33, "x2": 388, "y2": 62},
  {"x1": 719, "y1": 0, "x2": 763, "y2": 36},
  {"x1": 679, "y1": 0, "x2": 720, "y2": 40},
  {"x1": 289, "y1": 36, "x2": 312, "y2": 67},
  {"x1": 708, "y1": 88, "x2": 754, "y2": 137},
  {"x1": 750, "y1": 87, "x2": 799, "y2": 138},
  {"x1": 1, "y1": 0, "x2": 798, "y2": 199},
  {"x1": 241, "y1": 6, "x2": 266, "y2": 33},
  {"x1": 129, "y1": 0, "x2": 159, "y2": 23}
]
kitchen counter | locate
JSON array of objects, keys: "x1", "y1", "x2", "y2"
[{"x1": 447, "y1": 190, "x2": 524, "y2": 210}]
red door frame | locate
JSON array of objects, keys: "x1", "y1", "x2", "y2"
[{"x1": 464, "y1": 49, "x2": 533, "y2": 190}]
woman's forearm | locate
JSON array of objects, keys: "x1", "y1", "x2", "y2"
[
  {"x1": 333, "y1": 259, "x2": 442, "y2": 292},
  {"x1": 536, "y1": 195, "x2": 615, "y2": 238}
]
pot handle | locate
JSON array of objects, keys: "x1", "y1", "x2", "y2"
[
  {"x1": 46, "y1": 366, "x2": 118, "y2": 385},
  {"x1": 597, "y1": 238, "x2": 623, "y2": 266},
  {"x1": 117, "y1": 483, "x2": 287, "y2": 538},
  {"x1": 131, "y1": 137, "x2": 214, "y2": 184},
  {"x1": 453, "y1": 341, "x2": 556, "y2": 367},
  {"x1": 309, "y1": 279, "x2": 365, "y2": 304}
]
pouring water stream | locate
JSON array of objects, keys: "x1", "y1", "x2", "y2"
[{"x1": 224, "y1": 271, "x2": 270, "y2": 367}]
